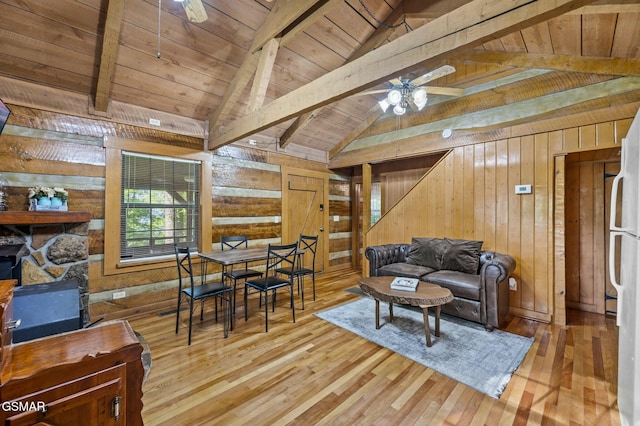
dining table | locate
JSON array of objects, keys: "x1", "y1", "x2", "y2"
[
  {"x1": 198, "y1": 246, "x2": 279, "y2": 268},
  {"x1": 198, "y1": 246, "x2": 307, "y2": 317}
]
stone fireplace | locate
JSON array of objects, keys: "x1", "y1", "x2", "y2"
[{"x1": 0, "y1": 211, "x2": 91, "y2": 326}]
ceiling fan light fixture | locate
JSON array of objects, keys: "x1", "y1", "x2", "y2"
[
  {"x1": 387, "y1": 88, "x2": 402, "y2": 106},
  {"x1": 378, "y1": 99, "x2": 390, "y2": 113},
  {"x1": 412, "y1": 87, "x2": 427, "y2": 104},
  {"x1": 393, "y1": 104, "x2": 406, "y2": 116},
  {"x1": 181, "y1": 0, "x2": 208, "y2": 23}
]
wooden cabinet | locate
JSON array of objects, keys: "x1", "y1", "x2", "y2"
[{"x1": 0, "y1": 280, "x2": 144, "y2": 425}]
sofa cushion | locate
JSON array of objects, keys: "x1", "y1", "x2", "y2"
[
  {"x1": 406, "y1": 237, "x2": 450, "y2": 270},
  {"x1": 441, "y1": 238, "x2": 483, "y2": 274},
  {"x1": 378, "y1": 262, "x2": 435, "y2": 279},
  {"x1": 425, "y1": 270, "x2": 482, "y2": 300}
]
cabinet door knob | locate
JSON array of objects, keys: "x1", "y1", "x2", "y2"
[{"x1": 6, "y1": 319, "x2": 21, "y2": 330}]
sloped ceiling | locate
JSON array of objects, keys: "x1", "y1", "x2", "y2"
[{"x1": 0, "y1": 0, "x2": 639, "y2": 168}]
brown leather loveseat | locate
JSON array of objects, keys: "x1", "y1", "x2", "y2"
[{"x1": 365, "y1": 237, "x2": 516, "y2": 330}]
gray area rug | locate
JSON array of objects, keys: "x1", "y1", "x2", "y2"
[{"x1": 315, "y1": 295, "x2": 533, "y2": 399}]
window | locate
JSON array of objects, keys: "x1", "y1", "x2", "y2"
[
  {"x1": 103, "y1": 137, "x2": 212, "y2": 275},
  {"x1": 120, "y1": 152, "x2": 200, "y2": 260},
  {"x1": 371, "y1": 182, "x2": 381, "y2": 226}
]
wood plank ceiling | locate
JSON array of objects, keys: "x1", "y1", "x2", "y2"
[{"x1": 0, "y1": 0, "x2": 639, "y2": 168}]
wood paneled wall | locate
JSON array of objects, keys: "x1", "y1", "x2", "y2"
[
  {"x1": 564, "y1": 150, "x2": 621, "y2": 314},
  {"x1": 0, "y1": 105, "x2": 351, "y2": 319},
  {"x1": 365, "y1": 120, "x2": 631, "y2": 322}
]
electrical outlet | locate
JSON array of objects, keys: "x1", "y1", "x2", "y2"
[
  {"x1": 113, "y1": 291, "x2": 126, "y2": 299},
  {"x1": 509, "y1": 277, "x2": 517, "y2": 291},
  {"x1": 333, "y1": 215, "x2": 340, "y2": 222}
]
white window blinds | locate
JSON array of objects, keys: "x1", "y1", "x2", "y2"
[{"x1": 120, "y1": 152, "x2": 200, "y2": 260}]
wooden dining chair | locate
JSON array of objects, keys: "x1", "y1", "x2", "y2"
[
  {"x1": 244, "y1": 242, "x2": 298, "y2": 332},
  {"x1": 174, "y1": 245, "x2": 233, "y2": 345},
  {"x1": 220, "y1": 235, "x2": 263, "y2": 315}
]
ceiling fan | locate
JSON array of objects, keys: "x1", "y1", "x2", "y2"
[
  {"x1": 360, "y1": 65, "x2": 464, "y2": 116},
  {"x1": 174, "y1": 0, "x2": 273, "y2": 23},
  {"x1": 174, "y1": 0, "x2": 208, "y2": 23}
]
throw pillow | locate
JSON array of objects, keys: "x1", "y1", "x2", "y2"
[
  {"x1": 406, "y1": 237, "x2": 450, "y2": 270},
  {"x1": 441, "y1": 238, "x2": 483, "y2": 274}
]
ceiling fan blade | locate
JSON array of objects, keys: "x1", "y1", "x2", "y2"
[
  {"x1": 353, "y1": 89, "x2": 389, "y2": 96},
  {"x1": 411, "y1": 65, "x2": 456, "y2": 87},
  {"x1": 389, "y1": 77, "x2": 403, "y2": 86},
  {"x1": 424, "y1": 86, "x2": 464, "y2": 96},
  {"x1": 182, "y1": 0, "x2": 208, "y2": 23}
]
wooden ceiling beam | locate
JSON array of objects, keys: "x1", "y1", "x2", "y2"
[
  {"x1": 208, "y1": 0, "x2": 331, "y2": 130},
  {"x1": 329, "y1": 78, "x2": 640, "y2": 168},
  {"x1": 250, "y1": 0, "x2": 326, "y2": 54},
  {"x1": 321, "y1": 1, "x2": 469, "y2": 156},
  {"x1": 568, "y1": 0, "x2": 640, "y2": 14},
  {"x1": 209, "y1": 0, "x2": 597, "y2": 150},
  {"x1": 279, "y1": 0, "x2": 401, "y2": 148},
  {"x1": 329, "y1": 98, "x2": 640, "y2": 168},
  {"x1": 458, "y1": 50, "x2": 640, "y2": 76},
  {"x1": 93, "y1": 0, "x2": 125, "y2": 114},
  {"x1": 247, "y1": 38, "x2": 280, "y2": 113},
  {"x1": 279, "y1": 0, "x2": 344, "y2": 47},
  {"x1": 401, "y1": 0, "x2": 475, "y2": 20},
  {"x1": 349, "y1": 3, "x2": 407, "y2": 62},
  {"x1": 328, "y1": 105, "x2": 383, "y2": 158}
]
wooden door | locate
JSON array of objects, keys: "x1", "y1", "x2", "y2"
[
  {"x1": 564, "y1": 150, "x2": 620, "y2": 315},
  {"x1": 281, "y1": 168, "x2": 327, "y2": 272}
]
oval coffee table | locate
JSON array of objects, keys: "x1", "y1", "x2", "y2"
[{"x1": 358, "y1": 276, "x2": 453, "y2": 347}]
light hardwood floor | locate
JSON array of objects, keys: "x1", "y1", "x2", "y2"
[{"x1": 126, "y1": 268, "x2": 620, "y2": 425}]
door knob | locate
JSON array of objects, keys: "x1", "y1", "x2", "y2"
[{"x1": 319, "y1": 228, "x2": 324, "y2": 232}]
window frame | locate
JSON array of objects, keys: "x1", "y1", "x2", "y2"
[{"x1": 103, "y1": 137, "x2": 212, "y2": 275}]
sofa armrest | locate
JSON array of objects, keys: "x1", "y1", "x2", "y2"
[
  {"x1": 479, "y1": 251, "x2": 516, "y2": 328},
  {"x1": 364, "y1": 244, "x2": 411, "y2": 277},
  {"x1": 480, "y1": 251, "x2": 516, "y2": 283}
]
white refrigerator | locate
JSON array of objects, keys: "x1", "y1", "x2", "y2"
[{"x1": 609, "y1": 107, "x2": 640, "y2": 426}]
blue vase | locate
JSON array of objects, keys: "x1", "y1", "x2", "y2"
[
  {"x1": 37, "y1": 197, "x2": 51, "y2": 206},
  {"x1": 51, "y1": 197, "x2": 63, "y2": 206}
]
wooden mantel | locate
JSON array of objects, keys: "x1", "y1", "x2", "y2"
[{"x1": 0, "y1": 211, "x2": 91, "y2": 225}]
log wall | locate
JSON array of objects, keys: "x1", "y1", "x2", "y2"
[{"x1": 0, "y1": 104, "x2": 352, "y2": 319}]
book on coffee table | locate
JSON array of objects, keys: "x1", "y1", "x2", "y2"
[{"x1": 390, "y1": 277, "x2": 419, "y2": 291}]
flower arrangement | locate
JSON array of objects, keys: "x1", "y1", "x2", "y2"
[
  {"x1": 28, "y1": 186, "x2": 69, "y2": 211},
  {"x1": 28, "y1": 186, "x2": 69, "y2": 201}
]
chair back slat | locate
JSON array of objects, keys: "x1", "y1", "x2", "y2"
[
  {"x1": 298, "y1": 234, "x2": 318, "y2": 269},
  {"x1": 265, "y1": 243, "x2": 298, "y2": 278},
  {"x1": 221, "y1": 235, "x2": 249, "y2": 251},
  {"x1": 175, "y1": 245, "x2": 196, "y2": 291}
]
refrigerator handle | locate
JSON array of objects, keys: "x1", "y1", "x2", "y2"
[
  {"x1": 608, "y1": 231, "x2": 623, "y2": 327},
  {"x1": 609, "y1": 172, "x2": 624, "y2": 232}
]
